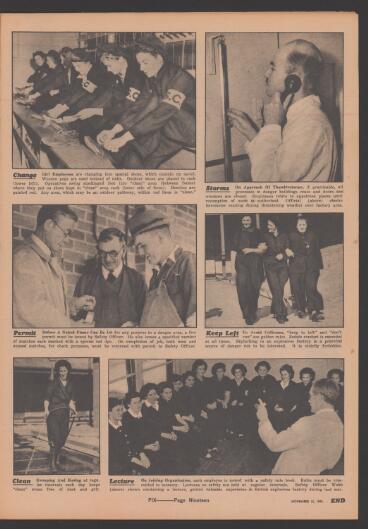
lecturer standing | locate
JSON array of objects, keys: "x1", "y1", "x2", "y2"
[{"x1": 256, "y1": 378, "x2": 343, "y2": 474}]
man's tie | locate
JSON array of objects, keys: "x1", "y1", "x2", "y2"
[{"x1": 107, "y1": 272, "x2": 116, "y2": 284}]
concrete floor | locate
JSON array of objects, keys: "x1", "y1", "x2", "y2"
[
  {"x1": 196, "y1": 435, "x2": 277, "y2": 475},
  {"x1": 14, "y1": 423, "x2": 99, "y2": 475},
  {"x1": 196, "y1": 435, "x2": 343, "y2": 475},
  {"x1": 206, "y1": 244, "x2": 343, "y2": 328}
]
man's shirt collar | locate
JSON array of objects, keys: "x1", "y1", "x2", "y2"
[
  {"x1": 316, "y1": 407, "x2": 337, "y2": 416},
  {"x1": 286, "y1": 95, "x2": 321, "y2": 122},
  {"x1": 31, "y1": 233, "x2": 51, "y2": 258},
  {"x1": 102, "y1": 261, "x2": 123, "y2": 280}
]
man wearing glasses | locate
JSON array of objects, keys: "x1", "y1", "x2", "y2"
[
  {"x1": 13, "y1": 205, "x2": 95, "y2": 328},
  {"x1": 73, "y1": 227, "x2": 147, "y2": 328}
]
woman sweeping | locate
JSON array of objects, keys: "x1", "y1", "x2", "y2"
[{"x1": 44, "y1": 359, "x2": 76, "y2": 473}]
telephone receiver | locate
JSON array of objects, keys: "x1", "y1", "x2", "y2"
[{"x1": 281, "y1": 74, "x2": 302, "y2": 103}]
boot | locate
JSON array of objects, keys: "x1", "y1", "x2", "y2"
[
  {"x1": 48, "y1": 447, "x2": 57, "y2": 473},
  {"x1": 54, "y1": 449, "x2": 63, "y2": 472}
]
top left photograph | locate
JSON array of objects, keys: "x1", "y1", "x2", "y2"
[{"x1": 12, "y1": 32, "x2": 196, "y2": 170}]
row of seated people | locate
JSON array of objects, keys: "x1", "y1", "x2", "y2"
[
  {"x1": 14, "y1": 35, "x2": 195, "y2": 169},
  {"x1": 108, "y1": 360, "x2": 344, "y2": 475}
]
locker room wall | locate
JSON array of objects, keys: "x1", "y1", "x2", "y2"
[{"x1": 13, "y1": 32, "x2": 79, "y2": 89}]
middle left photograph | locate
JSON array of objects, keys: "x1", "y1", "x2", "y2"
[{"x1": 12, "y1": 204, "x2": 197, "y2": 328}]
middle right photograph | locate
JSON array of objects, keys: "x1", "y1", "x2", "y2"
[{"x1": 205, "y1": 212, "x2": 343, "y2": 328}]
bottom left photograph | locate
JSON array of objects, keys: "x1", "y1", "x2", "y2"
[{"x1": 13, "y1": 357, "x2": 100, "y2": 475}]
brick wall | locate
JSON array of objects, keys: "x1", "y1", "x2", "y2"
[{"x1": 13, "y1": 204, "x2": 197, "y2": 296}]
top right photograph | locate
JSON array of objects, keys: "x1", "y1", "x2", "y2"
[{"x1": 205, "y1": 32, "x2": 343, "y2": 183}]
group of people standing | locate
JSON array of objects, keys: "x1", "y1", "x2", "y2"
[
  {"x1": 15, "y1": 35, "x2": 195, "y2": 169},
  {"x1": 109, "y1": 360, "x2": 344, "y2": 475},
  {"x1": 13, "y1": 205, "x2": 196, "y2": 328},
  {"x1": 231, "y1": 214, "x2": 324, "y2": 325}
]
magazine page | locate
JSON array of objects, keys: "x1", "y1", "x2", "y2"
[{"x1": 0, "y1": 11, "x2": 359, "y2": 520}]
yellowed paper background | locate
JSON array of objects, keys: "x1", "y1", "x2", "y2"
[{"x1": 0, "y1": 11, "x2": 359, "y2": 520}]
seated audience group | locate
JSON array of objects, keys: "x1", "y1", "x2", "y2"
[{"x1": 108, "y1": 360, "x2": 344, "y2": 475}]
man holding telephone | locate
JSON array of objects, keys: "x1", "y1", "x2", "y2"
[{"x1": 228, "y1": 39, "x2": 338, "y2": 182}]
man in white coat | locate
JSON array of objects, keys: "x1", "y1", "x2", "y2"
[
  {"x1": 256, "y1": 378, "x2": 343, "y2": 474},
  {"x1": 228, "y1": 39, "x2": 338, "y2": 182},
  {"x1": 13, "y1": 205, "x2": 95, "y2": 327}
]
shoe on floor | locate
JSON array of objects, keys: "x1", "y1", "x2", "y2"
[{"x1": 311, "y1": 311, "x2": 324, "y2": 322}]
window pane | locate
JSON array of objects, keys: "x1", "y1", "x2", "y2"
[{"x1": 109, "y1": 359, "x2": 128, "y2": 397}]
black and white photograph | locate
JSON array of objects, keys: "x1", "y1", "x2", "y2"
[
  {"x1": 13, "y1": 357, "x2": 100, "y2": 475},
  {"x1": 108, "y1": 358, "x2": 344, "y2": 476},
  {"x1": 13, "y1": 32, "x2": 196, "y2": 169},
  {"x1": 205, "y1": 213, "x2": 343, "y2": 327},
  {"x1": 13, "y1": 204, "x2": 197, "y2": 328},
  {"x1": 206, "y1": 32, "x2": 343, "y2": 182}
]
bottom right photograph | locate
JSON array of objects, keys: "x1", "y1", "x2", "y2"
[{"x1": 108, "y1": 357, "x2": 344, "y2": 476}]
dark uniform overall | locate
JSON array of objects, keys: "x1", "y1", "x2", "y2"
[
  {"x1": 157, "y1": 397, "x2": 197, "y2": 474},
  {"x1": 31, "y1": 64, "x2": 66, "y2": 113},
  {"x1": 180, "y1": 386, "x2": 197, "y2": 418},
  {"x1": 77, "y1": 64, "x2": 146, "y2": 139},
  {"x1": 57, "y1": 63, "x2": 113, "y2": 116},
  {"x1": 263, "y1": 232, "x2": 289, "y2": 321},
  {"x1": 228, "y1": 377, "x2": 253, "y2": 436},
  {"x1": 140, "y1": 247, "x2": 196, "y2": 327},
  {"x1": 293, "y1": 382, "x2": 313, "y2": 422},
  {"x1": 250, "y1": 372, "x2": 278, "y2": 466},
  {"x1": 110, "y1": 61, "x2": 196, "y2": 168},
  {"x1": 108, "y1": 421, "x2": 135, "y2": 475},
  {"x1": 27, "y1": 63, "x2": 50, "y2": 91},
  {"x1": 123, "y1": 410, "x2": 158, "y2": 475},
  {"x1": 172, "y1": 387, "x2": 188, "y2": 416},
  {"x1": 250, "y1": 374, "x2": 277, "y2": 407},
  {"x1": 288, "y1": 230, "x2": 324, "y2": 314},
  {"x1": 192, "y1": 376, "x2": 218, "y2": 453},
  {"x1": 210, "y1": 375, "x2": 232, "y2": 438},
  {"x1": 73, "y1": 263, "x2": 147, "y2": 328},
  {"x1": 45, "y1": 378, "x2": 74, "y2": 461},
  {"x1": 140, "y1": 402, "x2": 164, "y2": 473},
  {"x1": 232, "y1": 227, "x2": 265, "y2": 324},
  {"x1": 269, "y1": 380, "x2": 300, "y2": 432}
]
